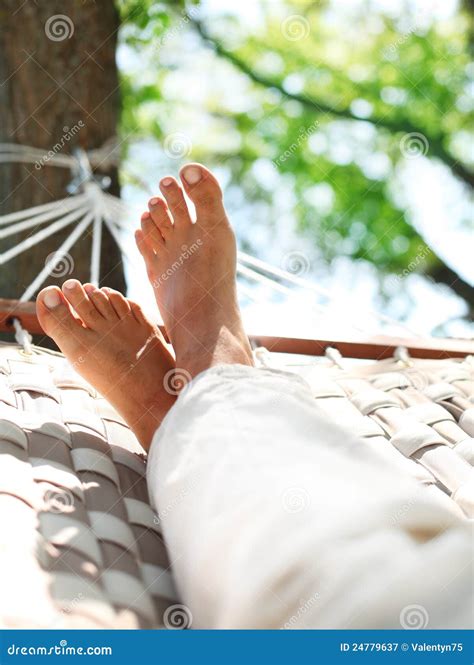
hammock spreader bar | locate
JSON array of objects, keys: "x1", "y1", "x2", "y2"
[{"x1": 0, "y1": 297, "x2": 472, "y2": 360}]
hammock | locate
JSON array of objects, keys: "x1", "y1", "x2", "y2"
[{"x1": 0, "y1": 143, "x2": 473, "y2": 629}]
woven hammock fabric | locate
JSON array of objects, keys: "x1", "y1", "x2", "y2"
[
  {"x1": 0, "y1": 343, "x2": 472, "y2": 628},
  {"x1": 258, "y1": 351, "x2": 474, "y2": 518},
  {"x1": 0, "y1": 343, "x2": 178, "y2": 629}
]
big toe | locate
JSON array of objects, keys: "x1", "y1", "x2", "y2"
[
  {"x1": 179, "y1": 163, "x2": 226, "y2": 224},
  {"x1": 37, "y1": 286, "x2": 81, "y2": 343}
]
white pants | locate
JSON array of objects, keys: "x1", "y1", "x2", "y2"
[{"x1": 147, "y1": 365, "x2": 472, "y2": 629}]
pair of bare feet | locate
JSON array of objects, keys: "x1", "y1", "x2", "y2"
[{"x1": 36, "y1": 164, "x2": 253, "y2": 450}]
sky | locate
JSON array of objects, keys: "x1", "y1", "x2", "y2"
[{"x1": 117, "y1": 0, "x2": 473, "y2": 342}]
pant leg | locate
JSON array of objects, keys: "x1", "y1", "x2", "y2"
[{"x1": 147, "y1": 365, "x2": 472, "y2": 629}]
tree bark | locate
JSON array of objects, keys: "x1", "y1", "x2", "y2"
[
  {"x1": 425, "y1": 263, "x2": 474, "y2": 320},
  {"x1": 0, "y1": 0, "x2": 126, "y2": 342}
]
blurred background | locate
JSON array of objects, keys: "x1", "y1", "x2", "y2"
[{"x1": 1, "y1": 0, "x2": 473, "y2": 342}]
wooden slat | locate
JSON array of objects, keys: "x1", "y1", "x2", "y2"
[
  {"x1": 0, "y1": 297, "x2": 473, "y2": 359},
  {"x1": 251, "y1": 334, "x2": 474, "y2": 361},
  {"x1": 0, "y1": 298, "x2": 41, "y2": 334}
]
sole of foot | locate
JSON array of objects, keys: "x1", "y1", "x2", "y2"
[
  {"x1": 135, "y1": 162, "x2": 253, "y2": 379},
  {"x1": 36, "y1": 280, "x2": 177, "y2": 450}
]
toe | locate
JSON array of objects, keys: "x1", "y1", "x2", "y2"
[
  {"x1": 83, "y1": 283, "x2": 115, "y2": 319},
  {"x1": 135, "y1": 229, "x2": 158, "y2": 279},
  {"x1": 141, "y1": 212, "x2": 165, "y2": 250},
  {"x1": 159, "y1": 177, "x2": 192, "y2": 228},
  {"x1": 62, "y1": 279, "x2": 104, "y2": 328},
  {"x1": 148, "y1": 197, "x2": 174, "y2": 238},
  {"x1": 102, "y1": 288, "x2": 131, "y2": 318},
  {"x1": 129, "y1": 300, "x2": 147, "y2": 325},
  {"x1": 36, "y1": 286, "x2": 82, "y2": 340},
  {"x1": 179, "y1": 163, "x2": 226, "y2": 224}
]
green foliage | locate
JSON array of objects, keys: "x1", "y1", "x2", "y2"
[{"x1": 118, "y1": 0, "x2": 473, "y2": 303}]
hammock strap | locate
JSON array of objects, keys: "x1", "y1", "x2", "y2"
[
  {"x1": 0, "y1": 194, "x2": 87, "y2": 226},
  {"x1": 20, "y1": 211, "x2": 95, "y2": 303},
  {"x1": 0, "y1": 205, "x2": 90, "y2": 266},
  {"x1": 12, "y1": 318, "x2": 34, "y2": 355},
  {"x1": 90, "y1": 211, "x2": 103, "y2": 287},
  {"x1": 0, "y1": 195, "x2": 88, "y2": 239}
]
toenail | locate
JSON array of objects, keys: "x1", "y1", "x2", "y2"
[
  {"x1": 141, "y1": 211, "x2": 151, "y2": 220},
  {"x1": 161, "y1": 177, "x2": 173, "y2": 187},
  {"x1": 182, "y1": 166, "x2": 201, "y2": 184},
  {"x1": 149, "y1": 197, "x2": 160, "y2": 206},
  {"x1": 43, "y1": 290, "x2": 61, "y2": 309},
  {"x1": 63, "y1": 279, "x2": 78, "y2": 290}
]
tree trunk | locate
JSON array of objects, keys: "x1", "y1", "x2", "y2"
[
  {"x1": 0, "y1": 0, "x2": 125, "y2": 343},
  {"x1": 425, "y1": 263, "x2": 474, "y2": 321}
]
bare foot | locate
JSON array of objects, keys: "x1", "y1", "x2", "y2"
[
  {"x1": 36, "y1": 281, "x2": 176, "y2": 450},
  {"x1": 135, "y1": 163, "x2": 253, "y2": 378}
]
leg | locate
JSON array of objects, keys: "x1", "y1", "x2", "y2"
[
  {"x1": 37, "y1": 281, "x2": 176, "y2": 449},
  {"x1": 148, "y1": 365, "x2": 472, "y2": 628},
  {"x1": 139, "y1": 165, "x2": 472, "y2": 629}
]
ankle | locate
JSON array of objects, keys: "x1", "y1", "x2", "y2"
[{"x1": 176, "y1": 335, "x2": 254, "y2": 379}]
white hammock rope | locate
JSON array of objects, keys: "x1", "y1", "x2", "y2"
[
  {"x1": 0, "y1": 143, "x2": 75, "y2": 168},
  {"x1": 237, "y1": 282, "x2": 261, "y2": 304},
  {"x1": 0, "y1": 141, "x2": 120, "y2": 170},
  {"x1": 237, "y1": 263, "x2": 293, "y2": 297},
  {"x1": 0, "y1": 141, "x2": 425, "y2": 345},
  {"x1": 12, "y1": 318, "x2": 33, "y2": 355},
  {"x1": 90, "y1": 212, "x2": 103, "y2": 287},
  {"x1": 0, "y1": 197, "x2": 88, "y2": 239},
  {"x1": 0, "y1": 194, "x2": 87, "y2": 226},
  {"x1": 238, "y1": 250, "x2": 330, "y2": 299},
  {"x1": 237, "y1": 261, "x2": 359, "y2": 329},
  {"x1": 0, "y1": 204, "x2": 90, "y2": 266},
  {"x1": 237, "y1": 250, "x2": 422, "y2": 338},
  {"x1": 20, "y1": 210, "x2": 95, "y2": 303}
]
